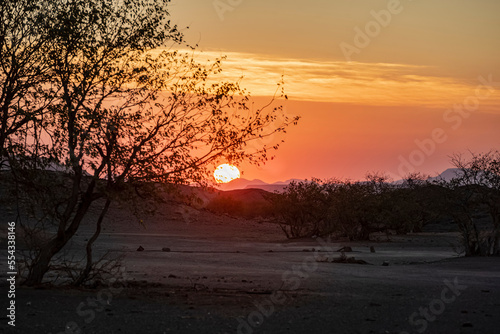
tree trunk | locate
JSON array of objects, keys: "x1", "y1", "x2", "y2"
[
  {"x1": 23, "y1": 192, "x2": 94, "y2": 286},
  {"x1": 23, "y1": 235, "x2": 66, "y2": 286},
  {"x1": 74, "y1": 199, "x2": 111, "y2": 286}
]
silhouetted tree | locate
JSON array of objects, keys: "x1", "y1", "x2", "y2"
[
  {"x1": 274, "y1": 173, "x2": 443, "y2": 241},
  {"x1": 4, "y1": 0, "x2": 298, "y2": 286},
  {"x1": 383, "y1": 173, "x2": 442, "y2": 234},
  {"x1": 443, "y1": 151, "x2": 500, "y2": 256},
  {"x1": 273, "y1": 179, "x2": 338, "y2": 238},
  {"x1": 274, "y1": 175, "x2": 392, "y2": 240},
  {"x1": 329, "y1": 174, "x2": 391, "y2": 241},
  {"x1": 0, "y1": 0, "x2": 56, "y2": 164}
]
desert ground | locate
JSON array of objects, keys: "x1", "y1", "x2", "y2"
[{"x1": 1, "y1": 193, "x2": 500, "y2": 334}]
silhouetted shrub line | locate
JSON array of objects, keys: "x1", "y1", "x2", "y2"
[{"x1": 269, "y1": 151, "x2": 500, "y2": 257}]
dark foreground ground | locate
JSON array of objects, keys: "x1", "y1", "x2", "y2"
[
  {"x1": 4, "y1": 257, "x2": 500, "y2": 334},
  {"x1": 1, "y1": 200, "x2": 500, "y2": 334}
]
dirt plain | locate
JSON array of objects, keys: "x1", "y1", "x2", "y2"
[{"x1": 1, "y1": 193, "x2": 500, "y2": 334}]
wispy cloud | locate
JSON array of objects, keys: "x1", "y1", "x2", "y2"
[{"x1": 183, "y1": 50, "x2": 500, "y2": 111}]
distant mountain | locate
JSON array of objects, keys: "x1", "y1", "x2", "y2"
[
  {"x1": 217, "y1": 178, "x2": 268, "y2": 191},
  {"x1": 217, "y1": 178, "x2": 304, "y2": 192},
  {"x1": 427, "y1": 168, "x2": 464, "y2": 183},
  {"x1": 0, "y1": 159, "x2": 91, "y2": 176},
  {"x1": 219, "y1": 169, "x2": 470, "y2": 192},
  {"x1": 392, "y1": 168, "x2": 465, "y2": 185},
  {"x1": 248, "y1": 184, "x2": 288, "y2": 193}
]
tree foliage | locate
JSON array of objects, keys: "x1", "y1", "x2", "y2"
[
  {"x1": 273, "y1": 179, "x2": 338, "y2": 238},
  {"x1": 0, "y1": 0, "x2": 56, "y2": 163},
  {"x1": 273, "y1": 152, "x2": 500, "y2": 256},
  {"x1": 439, "y1": 151, "x2": 500, "y2": 256},
  {"x1": 273, "y1": 175, "x2": 400, "y2": 240},
  {"x1": 1, "y1": 0, "x2": 298, "y2": 285}
]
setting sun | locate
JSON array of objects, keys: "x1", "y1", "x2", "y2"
[{"x1": 214, "y1": 164, "x2": 240, "y2": 183}]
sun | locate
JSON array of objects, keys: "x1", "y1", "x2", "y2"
[{"x1": 214, "y1": 164, "x2": 241, "y2": 183}]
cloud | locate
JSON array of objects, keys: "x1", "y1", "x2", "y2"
[{"x1": 181, "y1": 50, "x2": 500, "y2": 111}]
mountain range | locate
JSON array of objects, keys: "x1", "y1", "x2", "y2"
[
  {"x1": 217, "y1": 178, "x2": 302, "y2": 192},
  {"x1": 217, "y1": 168, "x2": 464, "y2": 192}
]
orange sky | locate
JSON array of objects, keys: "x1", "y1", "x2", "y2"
[
  {"x1": 238, "y1": 99, "x2": 500, "y2": 182},
  {"x1": 169, "y1": 0, "x2": 500, "y2": 182}
]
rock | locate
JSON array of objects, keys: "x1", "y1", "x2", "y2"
[
  {"x1": 370, "y1": 246, "x2": 376, "y2": 253},
  {"x1": 337, "y1": 246, "x2": 352, "y2": 252},
  {"x1": 382, "y1": 261, "x2": 389, "y2": 266},
  {"x1": 162, "y1": 247, "x2": 171, "y2": 252},
  {"x1": 315, "y1": 256, "x2": 329, "y2": 262},
  {"x1": 137, "y1": 246, "x2": 144, "y2": 251}
]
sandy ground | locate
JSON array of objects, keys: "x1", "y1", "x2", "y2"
[{"x1": 1, "y1": 201, "x2": 500, "y2": 334}]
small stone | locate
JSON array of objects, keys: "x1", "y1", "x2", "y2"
[
  {"x1": 382, "y1": 261, "x2": 389, "y2": 266},
  {"x1": 370, "y1": 246, "x2": 376, "y2": 253},
  {"x1": 137, "y1": 246, "x2": 144, "y2": 251},
  {"x1": 162, "y1": 247, "x2": 171, "y2": 252},
  {"x1": 462, "y1": 323, "x2": 473, "y2": 328}
]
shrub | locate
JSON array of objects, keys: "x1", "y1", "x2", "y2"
[{"x1": 272, "y1": 174, "x2": 440, "y2": 240}]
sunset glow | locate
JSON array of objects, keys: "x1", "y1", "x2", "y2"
[
  {"x1": 170, "y1": 0, "x2": 500, "y2": 183},
  {"x1": 214, "y1": 164, "x2": 241, "y2": 183},
  {"x1": 186, "y1": 51, "x2": 500, "y2": 110}
]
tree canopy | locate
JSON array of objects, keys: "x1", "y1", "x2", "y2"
[{"x1": 0, "y1": 0, "x2": 298, "y2": 285}]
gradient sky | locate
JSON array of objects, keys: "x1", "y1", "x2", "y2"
[{"x1": 169, "y1": 0, "x2": 500, "y2": 182}]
